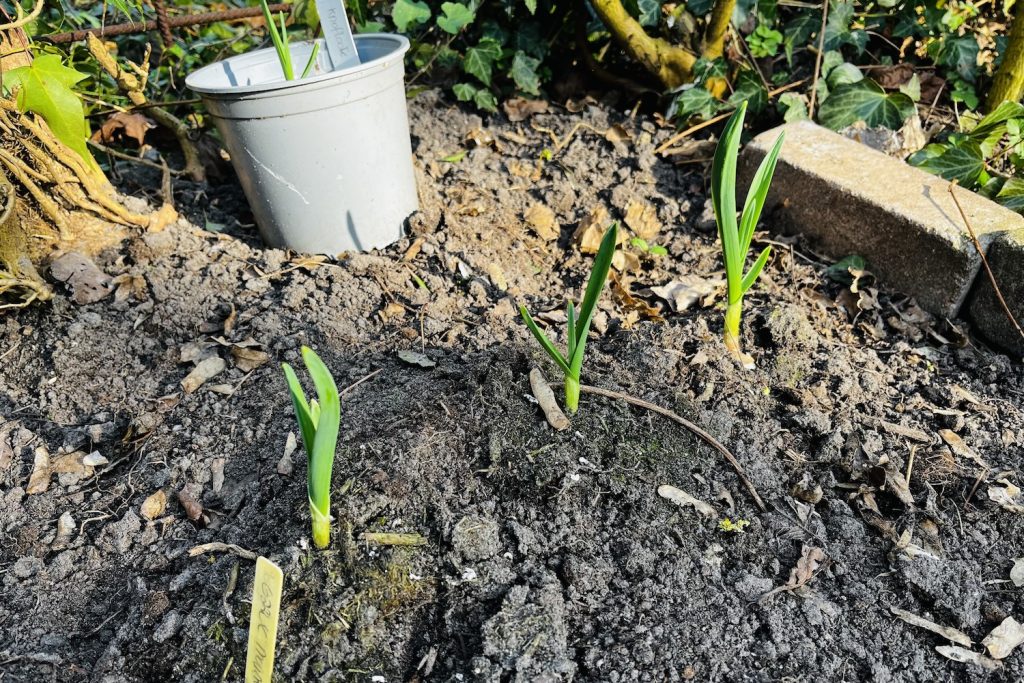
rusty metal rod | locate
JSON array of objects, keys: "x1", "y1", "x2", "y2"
[{"x1": 43, "y1": 4, "x2": 290, "y2": 44}]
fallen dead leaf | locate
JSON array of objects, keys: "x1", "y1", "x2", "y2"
[
  {"x1": 398, "y1": 349, "x2": 436, "y2": 368},
  {"x1": 604, "y1": 123, "x2": 632, "y2": 145},
  {"x1": 223, "y1": 305, "x2": 237, "y2": 335},
  {"x1": 507, "y1": 159, "x2": 542, "y2": 181},
  {"x1": 91, "y1": 111, "x2": 155, "y2": 146},
  {"x1": 211, "y1": 458, "x2": 225, "y2": 494},
  {"x1": 611, "y1": 249, "x2": 641, "y2": 273},
  {"x1": 231, "y1": 346, "x2": 269, "y2": 372},
  {"x1": 658, "y1": 484, "x2": 718, "y2": 519},
  {"x1": 983, "y1": 617, "x2": 1024, "y2": 659},
  {"x1": 504, "y1": 97, "x2": 549, "y2": 122},
  {"x1": 177, "y1": 489, "x2": 204, "y2": 522},
  {"x1": 761, "y1": 545, "x2": 826, "y2": 601},
  {"x1": 939, "y1": 429, "x2": 989, "y2": 469},
  {"x1": 111, "y1": 273, "x2": 146, "y2": 302},
  {"x1": 26, "y1": 446, "x2": 52, "y2": 495},
  {"x1": 989, "y1": 479, "x2": 1024, "y2": 514},
  {"x1": 648, "y1": 275, "x2": 724, "y2": 312},
  {"x1": 525, "y1": 203, "x2": 559, "y2": 240},
  {"x1": 486, "y1": 262, "x2": 508, "y2": 291},
  {"x1": 49, "y1": 252, "x2": 113, "y2": 305},
  {"x1": 379, "y1": 301, "x2": 406, "y2": 322},
  {"x1": 181, "y1": 356, "x2": 226, "y2": 393},
  {"x1": 936, "y1": 645, "x2": 1002, "y2": 671},
  {"x1": 624, "y1": 200, "x2": 661, "y2": 240},
  {"x1": 890, "y1": 606, "x2": 973, "y2": 647},
  {"x1": 26, "y1": 447, "x2": 94, "y2": 494},
  {"x1": 610, "y1": 273, "x2": 663, "y2": 322},
  {"x1": 1011, "y1": 558, "x2": 1024, "y2": 587},
  {"x1": 141, "y1": 490, "x2": 167, "y2": 520}
]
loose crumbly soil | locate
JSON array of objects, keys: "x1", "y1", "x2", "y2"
[{"x1": 2, "y1": 90, "x2": 1024, "y2": 683}]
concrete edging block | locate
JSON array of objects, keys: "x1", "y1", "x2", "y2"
[
  {"x1": 965, "y1": 229, "x2": 1024, "y2": 357},
  {"x1": 738, "y1": 121, "x2": 1024, "y2": 319}
]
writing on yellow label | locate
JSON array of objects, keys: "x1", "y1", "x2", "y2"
[{"x1": 245, "y1": 556, "x2": 284, "y2": 683}]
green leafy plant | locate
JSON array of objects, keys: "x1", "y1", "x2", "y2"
[
  {"x1": 711, "y1": 102, "x2": 783, "y2": 369},
  {"x1": 282, "y1": 346, "x2": 341, "y2": 549},
  {"x1": 519, "y1": 222, "x2": 618, "y2": 414},
  {"x1": 3, "y1": 55, "x2": 94, "y2": 166},
  {"x1": 259, "y1": 0, "x2": 320, "y2": 81}
]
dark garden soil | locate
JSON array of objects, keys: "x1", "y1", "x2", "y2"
[{"x1": 2, "y1": 90, "x2": 1024, "y2": 682}]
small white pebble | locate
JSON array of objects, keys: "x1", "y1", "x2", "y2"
[{"x1": 461, "y1": 567, "x2": 477, "y2": 581}]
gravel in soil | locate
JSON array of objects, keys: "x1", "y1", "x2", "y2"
[{"x1": 2, "y1": 90, "x2": 1024, "y2": 682}]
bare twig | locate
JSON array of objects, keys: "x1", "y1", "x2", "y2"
[
  {"x1": 188, "y1": 542, "x2": 258, "y2": 561},
  {"x1": 807, "y1": 0, "x2": 830, "y2": 118},
  {"x1": 948, "y1": 182, "x2": 1024, "y2": 345},
  {"x1": 578, "y1": 383, "x2": 767, "y2": 511},
  {"x1": 341, "y1": 368, "x2": 382, "y2": 397},
  {"x1": 530, "y1": 367, "x2": 570, "y2": 431}
]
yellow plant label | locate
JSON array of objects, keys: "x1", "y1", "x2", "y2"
[{"x1": 245, "y1": 556, "x2": 284, "y2": 683}]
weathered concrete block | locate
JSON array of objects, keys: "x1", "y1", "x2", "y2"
[
  {"x1": 965, "y1": 229, "x2": 1024, "y2": 357},
  {"x1": 739, "y1": 121, "x2": 1024, "y2": 318}
]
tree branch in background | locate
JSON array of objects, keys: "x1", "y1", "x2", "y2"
[
  {"x1": 589, "y1": 0, "x2": 696, "y2": 88},
  {"x1": 988, "y1": 11, "x2": 1024, "y2": 110}
]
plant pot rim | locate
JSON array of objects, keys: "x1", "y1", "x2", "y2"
[{"x1": 185, "y1": 33, "x2": 410, "y2": 98}]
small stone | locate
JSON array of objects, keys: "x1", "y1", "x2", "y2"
[
  {"x1": 152, "y1": 609, "x2": 182, "y2": 643},
  {"x1": 83, "y1": 451, "x2": 109, "y2": 467},
  {"x1": 57, "y1": 511, "x2": 75, "y2": 538}
]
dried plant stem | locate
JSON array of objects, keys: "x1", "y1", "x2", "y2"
[
  {"x1": 807, "y1": 0, "x2": 830, "y2": 119},
  {"x1": 578, "y1": 383, "x2": 767, "y2": 512},
  {"x1": 948, "y1": 182, "x2": 1024, "y2": 344}
]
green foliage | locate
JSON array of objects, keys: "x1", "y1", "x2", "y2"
[
  {"x1": 259, "y1": 0, "x2": 320, "y2": 81},
  {"x1": 392, "y1": 0, "x2": 432, "y2": 32},
  {"x1": 712, "y1": 103, "x2": 782, "y2": 367},
  {"x1": 520, "y1": 223, "x2": 618, "y2": 414},
  {"x1": 748, "y1": 24, "x2": 783, "y2": 58},
  {"x1": 818, "y1": 80, "x2": 915, "y2": 130},
  {"x1": 909, "y1": 101, "x2": 1024, "y2": 215},
  {"x1": 4, "y1": 55, "x2": 94, "y2": 167},
  {"x1": 282, "y1": 347, "x2": 341, "y2": 549}
]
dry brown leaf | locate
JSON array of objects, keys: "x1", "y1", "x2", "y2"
[
  {"x1": 611, "y1": 249, "x2": 641, "y2": 273},
  {"x1": 988, "y1": 479, "x2": 1024, "y2": 514},
  {"x1": 604, "y1": 124, "x2": 632, "y2": 145},
  {"x1": 938, "y1": 429, "x2": 990, "y2": 469},
  {"x1": 507, "y1": 159, "x2": 542, "y2": 181},
  {"x1": 624, "y1": 200, "x2": 661, "y2": 240},
  {"x1": 524, "y1": 203, "x2": 559, "y2": 240},
  {"x1": 278, "y1": 432, "x2": 297, "y2": 476},
  {"x1": 379, "y1": 301, "x2": 406, "y2": 322},
  {"x1": 26, "y1": 446, "x2": 52, "y2": 495},
  {"x1": 223, "y1": 304, "x2": 237, "y2": 336},
  {"x1": 658, "y1": 484, "x2": 718, "y2": 519},
  {"x1": 983, "y1": 617, "x2": 1024, "y2": 659},
  {"x1": 610, "y1": 273, "x2": 663, "y2": 322},
  {"x1": 141, "y1": 490, "x2": 167, "y2": 520},
  {"x1": 26, "y1": 448, "x2": 94, "y2": 494},
  {"x1": 181, "y1": 356, "x2": 226, "y2": 394},
  {"x1": 231, "y1": 346, "x2": 269, "y2": 372},
  {"x1": 648, "y1": 275, "x2": 724, "y2": 312},
  {"x1": 111, "y1": 273, "x2": 146, "y2": 302},
  {"x1": 177, "y1": 489, "x2": 204, "y2": 522},
  {"x1": 91, "y1": 111, "x2": 155, "y2": 146},
  {"x1": 465, "y1": 127, "x2": 497, "y2": 149},
  {"x1": 504, "y1": 97, "x2": 549, "y2": 122},
  {"x1": 50, "y1": 252, "x2": 113, "y2": 305},
  {"x1": 761, "y1": 545, "x2": 826, "y2": 601}
]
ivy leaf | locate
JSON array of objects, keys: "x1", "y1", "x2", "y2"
[
  {"x1": 391, "y1": 0, "x2": 431, "y2": 32},
  {"x1": 638, "y1": 0, "x2": 661, "y2": 26},
  {"x1": 464, "y1": 38, "x2": 502, "y2": 86},
  {"x1": 908, "y1": 141, "x2": 987, "y2": 187},
  {"x1": 932, "y1": 35, "x2": 980, "y2": 82},
  {"x1": 4, "y1": 55, "x2": 94, "y2": 166},
  {"x1": 817, "y1": 79, "x2": 916, "y2": 130},
  {"x1": 778, "y1": 92, "x2": 809, "y2": 121},
  {"x1": 436, "y1": 2, "x2": 475, "y2": 34},
  {"x1": 967, "y1": 100, "x2": 1024, "y2": 155},
  {"x1": 826, "y1": 62, "x2": 863, "y2": 88},
  {"x1": 823, "y1": 0, "x2": 853, "y2": 50},
  {"x1": 453, "y1": 82, "x2": 478, "y2": 102},
  {"x1": 783, "y1": 12, "x2": 819, "y2": 63},
  {"x1": 511, "y1": 51, "x2": 541, "y2": 95},
  {"x1": 673, "y1": 85, "x2": 724, "y2": 120},
  {"x1": 473, "y1": 88, "x2": 498, "y2": 112},
  {"x1": 727, "y1": 69, "x2": 767, "y2": 114},
  {"x1": 524, "y1": 0, "x2": 537, "y2": 14},
  {"x1": 996, "y1": 177, "x2": 1024, "y2": 213}
]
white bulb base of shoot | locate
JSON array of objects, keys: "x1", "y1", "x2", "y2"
[
  {"x1": 520, "y1": 223, "x2": 618, "y2": 415},
  {"x1": 282, "y1": 347, "x2": 341, "y2": 550},
  {"x1": 711, "y1": 102, "x2": 784, "y2": 369}
]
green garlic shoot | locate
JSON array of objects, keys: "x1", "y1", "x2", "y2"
[
  {"x1": 282, "y1": 346, "x2": 340, "y2": 549},
  {"x1": 519, "y1": 222, "x2": 618, "y2": 414},
  {"x1": 711, "y1": 101, "x2": 784, "y2": 369},
  {"x1": 259, "y1": 0, "x2": 320, "y2": 81}
]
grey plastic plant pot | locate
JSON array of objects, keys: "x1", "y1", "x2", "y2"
[{"x1": 185, "y1": 35, "x2": 417, "y2": 254}]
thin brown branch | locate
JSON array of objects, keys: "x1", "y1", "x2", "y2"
[
  {"x1": 807, "y1": 0, "x2": 830, "y2": 118},
  {"x1": 948, "y1": 182, "x2": 1024, "y2": 345},
  {"x1": 578, "y1": 383, "x2": 768, "y2": 512}
]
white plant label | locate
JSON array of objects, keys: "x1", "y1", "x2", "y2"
[{"x1": 316, "y1": 0, "x2": 360, "y2": 70}]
